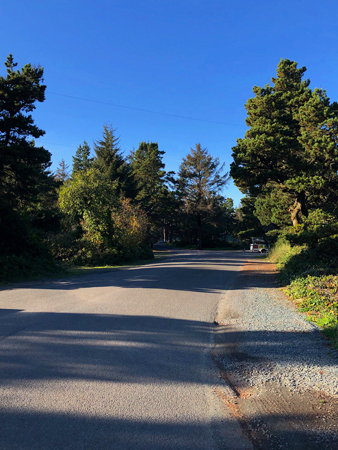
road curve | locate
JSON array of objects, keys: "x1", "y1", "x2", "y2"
[{"x1": 0, "y1": 250, "x2": 253, "y2": 449}]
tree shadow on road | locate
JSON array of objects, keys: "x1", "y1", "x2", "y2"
[{"x1": 0, "y1": 251, "x2": 271, "y2": 295}]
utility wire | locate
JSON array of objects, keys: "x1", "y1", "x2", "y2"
[
  {"x1": 48, "y1": 91, "x2": 246, "y2": 128},
  {"x1": 42, "y1": 141, "x2": 76, "y2": 148}
]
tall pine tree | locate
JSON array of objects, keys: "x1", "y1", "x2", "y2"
[
  {"x1": 231, "y1": 59, "x2": 338, "y2": 228},
  {"x1": 178, "y1": 144, "x2": 229, "y2": 249},
  {"x1": 72, "y1": 141, "x2": 92, "y2": 175},
  {"x1": 0, "y1": 54, "x2": 52, "y2": 209},
  {"x1": 93, "y1": 125, "x2": 135, "y2": 197},
  {"x1": 130, "y1": 142, "x2": 170, "y2": 242},
  {"x1": 0, "y1": 54, "x2": 57, "y2": 270},
  {"x1": 55, "y1": 159, "x2": 70, "y2": 183}
]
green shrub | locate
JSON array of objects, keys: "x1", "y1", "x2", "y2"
[
  {"x1": 0, "y1": 253, "x2": 62, "y2": 283},
  {"x1": 48, "y1": 231, "x2": 153, "y2": 267},
  {"x1": 287, "y1": 274, "x2": 338, "y2": 348},
  {"x1": 270, "y1": 237, "x2": 338, "y2": 348}
]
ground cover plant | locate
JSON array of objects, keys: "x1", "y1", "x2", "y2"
[{"x1": 270, "y1": 240, "x2": 338, "y2": 348}]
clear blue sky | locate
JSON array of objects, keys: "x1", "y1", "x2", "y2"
[{"x1": 1, "y1": 0, "x2": 338, "y2": 206}]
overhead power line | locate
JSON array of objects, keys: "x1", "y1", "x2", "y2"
[{"x1": 48, "y1": 91, "x2": 246, "y2": 128}]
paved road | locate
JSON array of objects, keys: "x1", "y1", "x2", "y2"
[{"x1": 0, "y1": 250, "x2": 253, "y2": 449}]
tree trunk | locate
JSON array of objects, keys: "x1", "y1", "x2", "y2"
[
  {"x1": 289, "y1": 192, "x2": 308, "y2": 227},
  {"x1": 197, "y1": 215, "x2": 202, "y2": 250},
  {"x1": 290, "y1": 200, "x2": 302, "y2": 226}
]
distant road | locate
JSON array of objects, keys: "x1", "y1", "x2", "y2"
[{"x1": 0, "y1": 250, "x2": 253, "y2": 449}]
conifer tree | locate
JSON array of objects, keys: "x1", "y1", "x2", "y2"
[
  {"x1": 0, "y1": 54, "x2": 52, "y2": 209},
  {"x1": 55, "y1": 159, "x2": 70, "y2": 183},
  {"x1": 130, "y1": 142, "x2": 167, "y2": 212},
  {"x1": 0, "y1": 54, "x2": 57, "y2": 266},
  {"x1": 93, "y1": 125, "x2": 134, "y2": 197},
  {"x1": 130, "y1": 142, "x2": 171, "y2": 242},
  {"x1": 178, "y1": 144, "x2": 229, "y2": 249},
  {"x1": 72, "y1": 141, "x2": 92, "y2": 174},
  {"x1": 231, "y1": 59, "x2": 338, "y2": 227}
]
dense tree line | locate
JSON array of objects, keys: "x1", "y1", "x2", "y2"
[
  {"x1": 4, "y1": 54, "x2": 336, "y2": 283},
  {"x1": 0, "y1": 55, "x2": 233, "y2": 280}
]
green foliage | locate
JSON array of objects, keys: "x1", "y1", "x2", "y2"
[
  {"x1": 0, "y1": 54, "x2": 52, "y2": 209},
  {"x1": 270, "y1": 238, "x2": 338, "y2": 348},
  {"x1": 178, "y1": 144, "x2": 229, "y2": 249},
  {"x1": 72, "y1": 141, "x2": 92, "y2": 174},
  {"x1": 55, "y1": 159, "x2": 70, "y2": 183},
  {"x1": 0, "y1": 252, "x2": 62, "y2": 283},
  {"x1": 111, "y1": 197, "x2": 149, "y2": 251},
  {"x1": 254, "y1": 185, "x2": 292, "y2": 228},
  {"x1": 285, "y1": 209, "x2": 338, "y2": 248},
  {"x1": 59, "y1": 168, "x2": 118, "y2": 245},
  {"x1": 287, "y1": 275, "x2": 338, "y2": 348},
  {"x1": 0, "y1": 55, "x2": 61, "y2": 281},
  {"x1": 0, "y1": 208, "x2": 61, "y2": 282},
  {"x1": 268, "y1": 239, "x2": 293, "y2": 264},
  {"x1": 130, "y1": 141, "x2": 167, "y2": 214},
  {"x1": 49, "y1": 231, "x2": 152, "y2": 267},
  {"x1": 57, "y1": 170, "x2": 152, "y2": 266},
  {"x1": 130, "y1": 141, "x2": 173, "y2": 242},
  {"x1": 231, "y1": 59, "x2": 338, "y2": 229},
  {"x1": 234, "y1": 195, "x2": 268, "y2": 244},
  {"x1": 94, "y1": 125, "x2": 135, "y2": 198}
]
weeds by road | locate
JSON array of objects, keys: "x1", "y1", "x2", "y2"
[{"x1": 269, "y1": 240, "x2": 338, "y2": 349}]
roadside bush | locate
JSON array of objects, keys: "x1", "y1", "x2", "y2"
[
  {"x1": 278, "y1": 238, "x2": 338, "y2": 285},
  {"x1": 0, "y1": 252, "x2": 62, "y2": 283},
  {"x1": 287, "y1": 274, "x2": 338, "y2": 348},
  {"x1": 49, "y1": 232, "x2": 153, "y2": 267},
  {"x1": 0, "y1": 209, "x2": 62, "y2": 283},
  {"x1": 270, "y1": 237, "x2": 338, "y2": 348}
]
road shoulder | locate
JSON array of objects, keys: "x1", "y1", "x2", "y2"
[{"x1": 213, "y1": 259, "x2": 338, "y2": 450}]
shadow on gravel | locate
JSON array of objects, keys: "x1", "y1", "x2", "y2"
[
  {"x1": 236, "y1": 408, "x2": 338, "y2": 450},
  {"x1": 215, "y1": 325, "x2": 338, "y2": 368}
]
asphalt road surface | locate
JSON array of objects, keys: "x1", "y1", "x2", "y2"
[{"x1": 0, "y1": 249, "x2": 253, "y2": 450}]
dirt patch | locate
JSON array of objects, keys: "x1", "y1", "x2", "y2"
[
  {"x1": 214, "y1": 259, "x2": 338, "y2": 450},
  {"x1": 223, "y1": 383, "x2": 338, "y2": 450}
]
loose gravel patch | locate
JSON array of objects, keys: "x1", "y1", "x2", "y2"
[
  {"x1": 214, "y1": 258, "x2": 338, "y2": 450},
  {"x1": 217, "y1": 260, "x2": 338, "y2": 398}
]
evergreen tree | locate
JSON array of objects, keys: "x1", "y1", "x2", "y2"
[
  {"x1": 130, "y1": 141, "x2": 173, "y2": 244},
  {"x1": 130, "y1": 141, "x2": 167, "y2": 214},
  {"x1": 231, "y1": 59, "x2": 338, "y2": 228},
  {"x1": 220, "y1": 197, "x2": 236, "y2": 238},
  {"x1": 0, "y1": 55, "x2": 58, "y2": 277},
  {"x1": 72, "y1": 141, "x2": 92, "y2": 174},
  {"x1": 0, "y1": 54, "x2": 52, "y2": 209},
  {"x1": 234, "y1": 195, "x2": 266, "y2": 244},
  {"x1": 178, "y1": 144, "x2": 229, "y2": 249},
  {"x1": 55, "y1": 159, "x2": 70, "y2": 183},
  {"x1": 93, "y1": 125, "x2": 135, "y2": 197}
]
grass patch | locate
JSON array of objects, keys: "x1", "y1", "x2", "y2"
[
  {"x1": 65, "y1": 256, "x2": 158, "y2": 278},
  {"x1": 269, "y1": 240, "x2": 297, "y2": 264},
  {"x1": 0, "y1": 254, "x2": 157, "y2": 285}
]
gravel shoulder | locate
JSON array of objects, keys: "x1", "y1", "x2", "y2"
[{"x1": 213, "y1": 257, "x2": 338, "y2": 450}]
